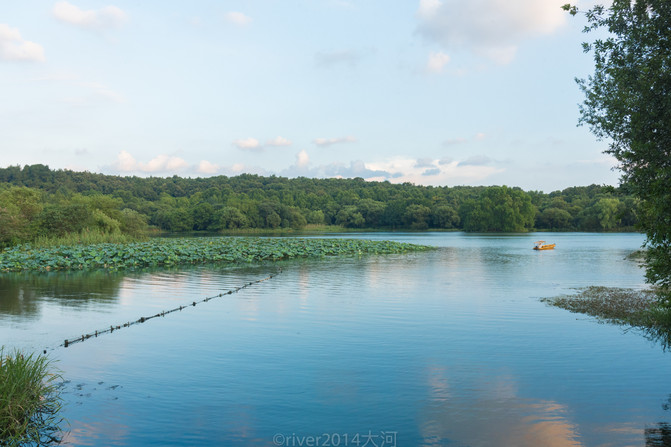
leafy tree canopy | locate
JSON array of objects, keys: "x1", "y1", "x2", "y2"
[
  {"x1": 564, "y1": 0, "x2": 671, "y2": 300},
  {"x1": 0, "y1": 165, "x2": 640, "y2": 248}
]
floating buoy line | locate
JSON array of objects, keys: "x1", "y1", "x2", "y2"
[{"x1": 58, "y1": 269, "x2": 282, "y2": 349}]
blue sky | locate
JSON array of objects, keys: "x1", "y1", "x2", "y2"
[{"x1": 1, "y1": 0, "x2": 617, "y2": 192}]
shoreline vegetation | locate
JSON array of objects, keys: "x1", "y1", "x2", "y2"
[
  {"x1": 0, "y1": 237, "x2": 433, "y2": 273},
  {"x1": 0, "y1": 348, "x2": 63, "y2": 446},
  {"x1": 541, "y1": 286, "x2": 671, "y2": 348},
  {"x1": 1, "y1": 165, "x2": 640, "y2": 250}
]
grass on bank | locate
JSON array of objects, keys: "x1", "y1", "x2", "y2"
[
  {"x1": 541, "y1": 286, "x2": 671, "y2": 347},
  {"x1": 218, "y1": 224, "x2": 347, "y2": 234},
  {"x1": 216, "y1": 224, "x2": 461, "y2": 235},
  {"x1": 30, "y1": 227, "x2": 146, "y2": 249},
  {"x1": 0, "y1": 348, "x2": 63, "y2": 446}
]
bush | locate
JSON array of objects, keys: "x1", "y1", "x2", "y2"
[{"x1": 119, "y1": 208, "x2": 149, "y2": 236}]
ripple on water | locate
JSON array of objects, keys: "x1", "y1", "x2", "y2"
[{"x1": 3, "y1": 233, "x2": 668, "y2": 447}]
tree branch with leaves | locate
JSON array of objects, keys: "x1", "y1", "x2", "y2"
[{"x1": 564, "y1": 0, "x2": 671, "y2": 303}]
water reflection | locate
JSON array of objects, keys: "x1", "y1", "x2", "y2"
[
  {"x1": 420, "y1": 368, "x2": 582, "y2": 446},
  {"x1": 640, "y1": 326, "x2": 671, "y2": 352},
  {"x1": 646, "y1": 423, "x2": 671, "y2": 446},
  {"x1": 0, "y1": 271, "x2": 123, "y2": 318},
  {"x1": 646, "y1": 397, "x2": 671, "y2": 446},
  {"x1": 61, "y1": 419, "x2": 130, "y2": 446}
]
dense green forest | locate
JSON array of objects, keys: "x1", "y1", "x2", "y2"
[{"x1": 0, "y1": 164, "x2": 639, "y2": 247}]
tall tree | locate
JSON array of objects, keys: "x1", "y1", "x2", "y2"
[
  {"x1": 564, "y1": 1, "x2": 671, "y2": 302},
  {"x1": 459, "y1": 186, "x2": 535, "y2": 232}
]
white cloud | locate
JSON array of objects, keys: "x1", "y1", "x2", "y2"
[
  {"x1": 233, "y1": 137, "x2": 262, "y2": 150},
  {"x1": 107, "y1": 152, "x2": 279, "y2": 178},
  {"x1": 0, "y1": 24, "x2": 45, "y2": 62},
  {"x1": 266, "y1": 136, "x2": 292, "y2": 147},
  {"x1": 113, "y1": 151, "x2": 188, "y2": 173},
  {"x1": 322, "y1": 160, "x2": 401, "y2": 179},
  {"x1": 281, "y1": 159, "x2": 398, "y2": 180},
  {"x1": 197, "y1": 160, "x2": 220, "y2": 174},
  {"x1": 313, "y1": 136, "x2": 357, "y2": 147},
  {"x1": 52, "y1": 2, "x2": 128, "y2": 30},
  {"x1": 278, "y1": 155, "x2": 502, "y2": 186},
  {"x1": 225, "y1": 12, "x2": 252, "y2": 26},
  {"x1": 143, "y1": 154, "x2": 189, "y2": 172},
  {"x1": 115, "y1": 150, "x2": 137, "y2": 171},
  {"x1": 427, "y1": 51, "x2": 450, "y2": 73},
  {"x1": 365, "y1": 157, "x2": 503, "y2": 185},
  {"x1": 296, "y1": 150, "x2": 310, "y2": 168},
  {"x1": 416, "y1": 0, "x2": 568, "y2": 64},
  {"x1": 109, "y1": 151, "x2": 502, "y2": 186}
]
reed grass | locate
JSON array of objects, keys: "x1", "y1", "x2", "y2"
[
  {"x1": 218, "y1": 224, "x2": 348, "y2": 235},
  {"x1": 31, "y1": 228, "x2": 145, "y2": 248},
  {"x1": 0, "y1": 348, "x2": 64, "y2": 446}
]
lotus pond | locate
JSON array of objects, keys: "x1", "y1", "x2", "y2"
[
  {"x1": 0, "y1": 237, "x2": 431, "y2": 272},
  {"x1": 2, "y1": 232, "x2": 671, "y2": 446}
]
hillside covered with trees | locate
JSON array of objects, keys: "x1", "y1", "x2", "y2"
[{"x1": 0, "y1": 164, "x2": 638, "y2": 247}]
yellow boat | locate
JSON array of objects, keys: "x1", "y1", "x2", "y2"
[{"x1": 533, "y1": 240, "x2": 555, "y2": 250}]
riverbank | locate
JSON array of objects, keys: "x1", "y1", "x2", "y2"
[{"x1": 0, "y1": 237, "x2": 433, "y2": 273}]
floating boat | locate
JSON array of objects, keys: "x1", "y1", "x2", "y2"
[{"x1": 533, "y1": 240, "x2": 555, "y2": 250}]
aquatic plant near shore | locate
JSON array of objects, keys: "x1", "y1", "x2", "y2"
[
  {"x1": 0, "y1": 348, "x2": 63, "y2": 445},
  {"x1": 0, "y1": 237, "x2": 432, "y2": 273},
  {"x1": 541, "y1": 286, "x2": 671, "y2": 348}
]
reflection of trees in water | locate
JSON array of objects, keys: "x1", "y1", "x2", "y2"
[
  {"x1": 646, "y1": 396, "x2": 671, "y2": 446},
  {"x1": 0, "y1": 263, "x2": 279, "y2": 318},
  {"x1": 640, "y1": 326, "x2": 671, "y2": 353},
  {"x1": 0, "y1": 271, "x2": 124, "y2": 317},
  {"x1": 646, "y1": 422, "x2": 671, "y2": 446}
]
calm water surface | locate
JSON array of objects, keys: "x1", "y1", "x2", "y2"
[{"x1": 1, "y1": 232, "x2": 670, "y2": 446}]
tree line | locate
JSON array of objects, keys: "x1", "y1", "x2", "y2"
[{"x1": 0, "y1": 164, "x2": 639, "y2": 247}]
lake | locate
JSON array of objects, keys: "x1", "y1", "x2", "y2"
[{"x1": 1, "y1": 232, "x2": 670, "y2": 446}]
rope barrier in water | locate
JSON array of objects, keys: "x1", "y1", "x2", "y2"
[{"x1": 60, "y1": 268, "x2": 282, "y2": 349}]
